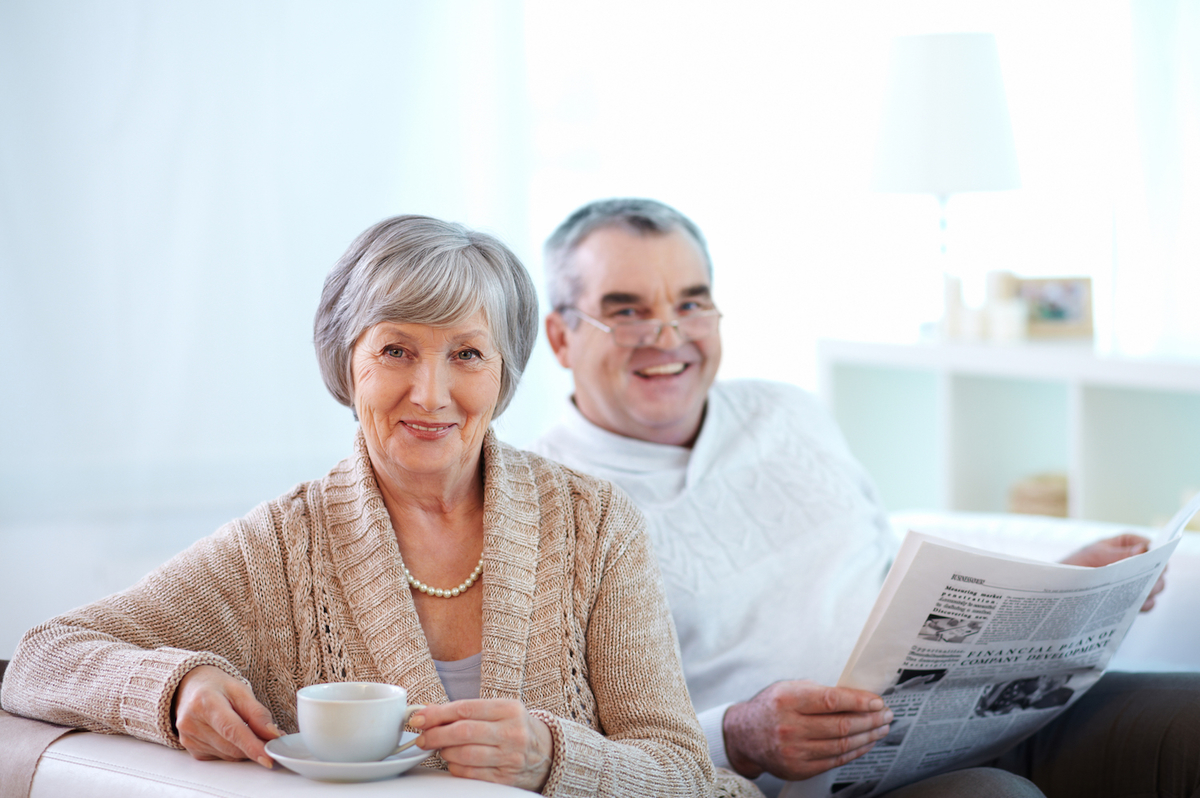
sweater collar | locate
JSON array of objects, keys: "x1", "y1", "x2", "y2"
[
  {"x1": 556, "y1": 397, "x2": 693, "y2": 475},
  {"x1": 321, "y1": 427, "x2": 540, "y2": 704},
  {"x1": 556, "y1": 393, "x2": 737, "y2": 491},
  {"x1": 477, "y1": 428, "x2": 540, "y2": 701}
]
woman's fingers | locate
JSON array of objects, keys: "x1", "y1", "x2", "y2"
[
  {"x1": 440, "y1": 742, "x2": 519, "y2": 768},
  {"x1": 414, "y1": 699, "x2": 517, "y2": 746},
  {"x1": 172, "y1": 665, "x2": 279, "y2": 767},
  {"x1": 415, "y1": 698, "x2": 515, "y2": 725},
  {"x1": 412, "y1": 699, "x2": 552, "y2": 790},
  {"x1": 226, "y1": 679, "x2": 283, "y2": 745}
]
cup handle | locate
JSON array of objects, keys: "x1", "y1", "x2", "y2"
[{"x1": 394, "y1": 705, "x2": 427, "y2": 752}]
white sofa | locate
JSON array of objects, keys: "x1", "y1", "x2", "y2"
[
  {"x1": 4, "y1": 510, "x2": 1197, "y2": 797},
  {"x1": 27, "y1": 732, "x2": 523, "y2": 798}
]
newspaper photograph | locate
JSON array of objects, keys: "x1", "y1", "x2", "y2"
[{"x1": 780, "y1": 494, "x2": 1198, "y2": 798}]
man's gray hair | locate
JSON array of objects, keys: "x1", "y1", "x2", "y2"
[
  {"x1": 314, "y1": 215, "x2": 538, "y2": 418},
  {"x1": 543, "y1": 198, "x2": 712, "y2": 313}
]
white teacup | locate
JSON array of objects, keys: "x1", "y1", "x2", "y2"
[{"x1": 296, "y1": 682, "x2": 426, "y2": 762}]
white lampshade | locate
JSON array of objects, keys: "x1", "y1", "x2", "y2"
[{"x1": 874, "y1": 33, "x2": 1020, "y2": 197}]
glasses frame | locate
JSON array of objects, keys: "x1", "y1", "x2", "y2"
[{"x1": 565, "y1": 307, "x2": 722, "y2": 348}]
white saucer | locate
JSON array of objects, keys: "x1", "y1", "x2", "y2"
[{"x1": 265, "y1": 732, "x2": 431, "y2": 782}]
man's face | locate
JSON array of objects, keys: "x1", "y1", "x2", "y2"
[{"x1": 546, "y1": 225, "x2": 721, "y2": 446}]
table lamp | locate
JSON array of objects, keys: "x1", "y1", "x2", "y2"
[{"x1": 873, "y1": 32, "x2": 1021, "y2": 338}]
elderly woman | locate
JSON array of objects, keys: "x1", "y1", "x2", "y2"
[{"x1": 1, "y1": 216, "x2": 756, "y2": 797}]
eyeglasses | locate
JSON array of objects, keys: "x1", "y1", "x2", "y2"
[{"x1": 565, "y1": 307, "x2": 722, "y2": 348}]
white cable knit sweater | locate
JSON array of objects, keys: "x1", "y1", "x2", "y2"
[{"x1": 532, "y1": 380, "x2": 897, "y2": 796}]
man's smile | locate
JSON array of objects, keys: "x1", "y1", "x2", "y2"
[{"x1": 635, "y1": 362, "x2": 689, "y2": 377}]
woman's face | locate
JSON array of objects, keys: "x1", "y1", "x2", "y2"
[{"x1": 350, "y1": 311, "x2": 503, "y2": 487}]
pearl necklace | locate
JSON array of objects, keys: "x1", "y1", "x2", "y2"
[{"x1": 403, "y1": 558, "x2": 484, "y2": 599}]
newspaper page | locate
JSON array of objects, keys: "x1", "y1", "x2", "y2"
[{"x1": 780, "y1": 495, "x2": 1198, "y2": 798}]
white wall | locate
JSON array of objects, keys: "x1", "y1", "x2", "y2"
[
  {"x1": 0, "y1": 1, "x2": 551, "y2": 655},
  {"x1": 0, "y1": 1, "x2": 548, "y2": 527}
]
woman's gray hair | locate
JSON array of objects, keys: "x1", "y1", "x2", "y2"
[
  {"x1": 543, "y1": 198, "x2": 712, "y2": 313},
  {"x1": 314, "y1": 215, "x2": 539, "y2": 418}
]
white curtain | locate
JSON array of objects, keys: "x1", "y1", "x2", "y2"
[
  {"x1": 1114, "y1": 0, "x2": 1200, "y2": 358},
  {"x1": 6, "y1": 1, "x2": 1191, "y2": 529},
  {"x1": 0, "y1": 0, "x2": 542, "y2": 528}
]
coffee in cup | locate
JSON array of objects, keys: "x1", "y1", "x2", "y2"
[{"x1": 296, "y1": 682, "x2": 426, "y2": 762}]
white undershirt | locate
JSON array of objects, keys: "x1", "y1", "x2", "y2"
[{"x1": 433, "y1": 652, "x2": 482, "y2": 702}]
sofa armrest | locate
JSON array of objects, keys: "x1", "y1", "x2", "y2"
[{"x1": 28, "y1": 732, "x2": 522, "y2": 798}]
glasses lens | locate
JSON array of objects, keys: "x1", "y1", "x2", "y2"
[
  {"x1": 678, "y1": 313, "x2": 720, "y2": 340},
  {"x1": 612, "y1": 321, "x2": 661, "y2": 347},
  {"x1": 608, "y1": 313, "x2": 720, "y2": 347}
]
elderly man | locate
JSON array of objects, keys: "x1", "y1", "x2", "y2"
[{"x1": 530, "y1": 198, "x2": 1200, "y2": 798}]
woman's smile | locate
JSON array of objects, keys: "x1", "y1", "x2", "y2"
[{"x1": 402, "y1": 419, "x2": 457, "y2": 437}]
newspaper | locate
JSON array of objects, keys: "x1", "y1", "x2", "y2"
[{"x1": 781, "y1": 494, "x2": 1200, "y2": 798}]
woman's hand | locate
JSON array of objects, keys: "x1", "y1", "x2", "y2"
[
  {"x1": 171, "y1": 665, "x2": 282, "y2": 768},
  {"x1": 411, "y1": 699, "x2": 553, "y2": 791}
]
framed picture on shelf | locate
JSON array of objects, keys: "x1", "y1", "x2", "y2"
[{"x1": 1017, "y1": 277, "x2": 1093, "y2": 339}]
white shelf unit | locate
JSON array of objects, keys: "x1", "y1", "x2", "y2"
[{"x1": 818, "y1": 339, "x2": 1200, "y2": 526}]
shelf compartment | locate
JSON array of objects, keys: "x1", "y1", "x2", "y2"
[
  {"x1": 828, "y1": 362, "x2": 940, "y2": 512},
  {"x1": 948, "y1": 375, "x2": 1070, "y2": 514},
  {"x1": 1079, "y1": 385, "x2": 1200, "y2": 526}
]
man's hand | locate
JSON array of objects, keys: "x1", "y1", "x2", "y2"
[
  {"x1": 411, "y1": 699, "x2": 553, "y2": 792},
  {"x1": 172, "y1": 665, "x2": 282, "y2": 768},
  {"x1": 1061, "y1": 533, "x2": 1166, "y2": 611},
  {"x1": 723, "y1": 680, "x2": 893, "y2": 781}
]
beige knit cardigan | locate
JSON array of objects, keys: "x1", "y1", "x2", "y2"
[{"x1": 2, "y1": 431, "x2": 759, "y2": 797}]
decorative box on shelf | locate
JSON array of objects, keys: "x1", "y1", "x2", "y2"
[{"x1": 817, "y1": 338, "x2": 1200, "y2": 526}]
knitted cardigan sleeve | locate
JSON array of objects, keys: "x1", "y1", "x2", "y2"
[
  {"x1": 0, "y1": 519, "x2": 268, "y2": 747},
  {"x1": 529, "y1": 480, "x2": 761, "y2": 798}
]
